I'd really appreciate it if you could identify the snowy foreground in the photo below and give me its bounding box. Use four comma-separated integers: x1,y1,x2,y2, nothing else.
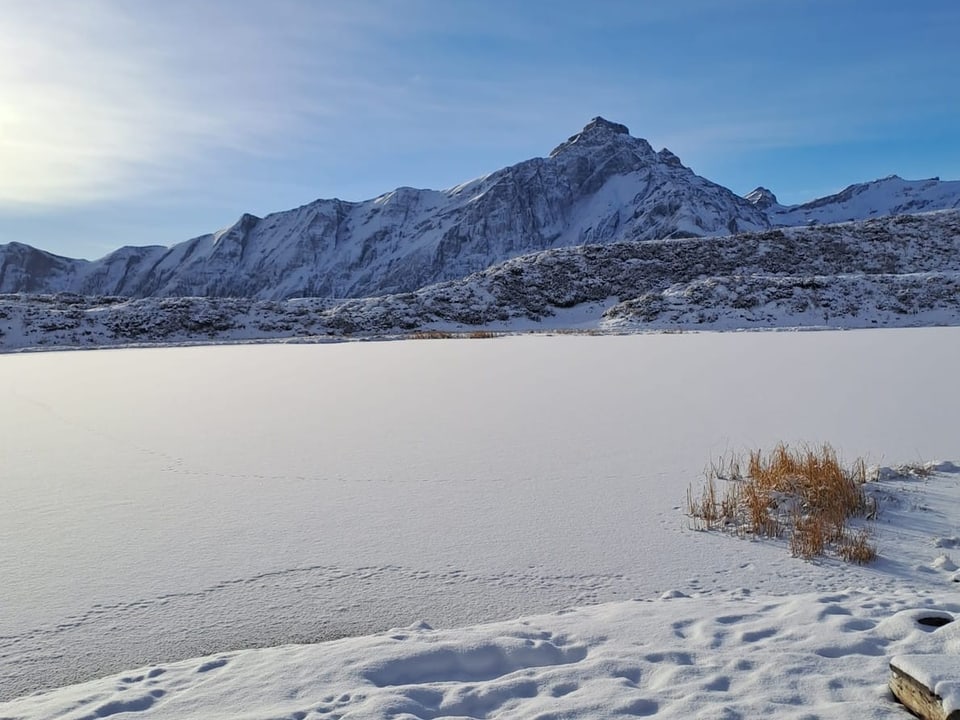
3,329,960,718
8,588,960,719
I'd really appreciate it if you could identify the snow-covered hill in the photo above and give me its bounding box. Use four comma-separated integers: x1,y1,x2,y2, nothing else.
3,211,958,351
749,175,960,226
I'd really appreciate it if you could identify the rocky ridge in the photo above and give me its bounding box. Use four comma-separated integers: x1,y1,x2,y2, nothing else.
3,210,958,351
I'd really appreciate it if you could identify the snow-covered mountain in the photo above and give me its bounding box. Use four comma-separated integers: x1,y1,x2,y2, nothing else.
748,175,960,226
4,210,959,350
1,118,769,300
2,119,959,302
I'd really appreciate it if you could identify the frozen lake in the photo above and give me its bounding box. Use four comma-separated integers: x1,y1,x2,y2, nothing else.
2,328,959,699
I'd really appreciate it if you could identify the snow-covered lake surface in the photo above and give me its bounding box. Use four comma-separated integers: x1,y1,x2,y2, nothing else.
3,328,960,717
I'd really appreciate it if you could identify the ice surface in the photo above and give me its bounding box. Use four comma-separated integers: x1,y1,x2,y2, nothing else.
1,329,960,714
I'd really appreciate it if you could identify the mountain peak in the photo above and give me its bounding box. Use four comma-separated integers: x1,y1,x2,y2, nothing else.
582,116,631,136
549,117,644,158
657,148,683,168
745,187,779,210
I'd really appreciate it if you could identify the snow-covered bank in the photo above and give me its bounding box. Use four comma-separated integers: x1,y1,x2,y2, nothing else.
2,330,960,712
2,211,959,352
6,585,960,719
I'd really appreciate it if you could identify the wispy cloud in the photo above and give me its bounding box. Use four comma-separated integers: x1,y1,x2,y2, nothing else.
0,1,393,209
0,0,796,211
2,0,956,220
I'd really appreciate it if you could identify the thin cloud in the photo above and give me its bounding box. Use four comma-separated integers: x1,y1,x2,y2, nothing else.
1,0,805,211
2,0,954,219
0,1,389,209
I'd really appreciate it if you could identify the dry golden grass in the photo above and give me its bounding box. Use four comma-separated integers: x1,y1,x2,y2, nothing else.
686,475,741,532
468,330,500,339
686,477,720,530
744,480,781,538
687,443,876,563
789,515,827,559
837,529,877,565
549,328,605,336
410,330,454,340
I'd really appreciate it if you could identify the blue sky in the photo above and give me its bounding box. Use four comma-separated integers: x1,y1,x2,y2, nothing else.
1,0,957,259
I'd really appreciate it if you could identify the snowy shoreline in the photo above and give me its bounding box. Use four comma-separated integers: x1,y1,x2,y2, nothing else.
8,587,960,719
2,319,958,357
3,210,960,354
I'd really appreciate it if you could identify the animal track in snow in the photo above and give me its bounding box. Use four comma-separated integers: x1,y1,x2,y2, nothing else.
0,562,634,701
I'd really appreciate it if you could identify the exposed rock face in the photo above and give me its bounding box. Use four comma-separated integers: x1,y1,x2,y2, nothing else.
745,187,779,210
0,242,83,293
548,116,632,156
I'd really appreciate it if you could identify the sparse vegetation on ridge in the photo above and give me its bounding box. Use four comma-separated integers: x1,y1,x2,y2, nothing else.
410,330,455,340
687,443,877,563
3,210,960,352
410,329,501,339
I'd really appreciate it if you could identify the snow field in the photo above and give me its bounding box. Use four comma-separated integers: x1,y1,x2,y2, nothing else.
2,329,960,713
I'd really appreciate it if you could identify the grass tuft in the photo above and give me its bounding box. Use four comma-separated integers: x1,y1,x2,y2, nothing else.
836,529,878,565
686,443,877,563
789,515,827,559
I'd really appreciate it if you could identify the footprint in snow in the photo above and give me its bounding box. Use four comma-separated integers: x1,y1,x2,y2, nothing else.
195,657,229,673
81,690,165,719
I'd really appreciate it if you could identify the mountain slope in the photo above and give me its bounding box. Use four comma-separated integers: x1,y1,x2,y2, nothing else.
0,118,770,300
0,242,88,293
4,210,959,350
749,175,960,226
2,120,959,302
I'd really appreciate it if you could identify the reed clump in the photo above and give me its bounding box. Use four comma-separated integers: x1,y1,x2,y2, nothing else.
686,443,876,563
